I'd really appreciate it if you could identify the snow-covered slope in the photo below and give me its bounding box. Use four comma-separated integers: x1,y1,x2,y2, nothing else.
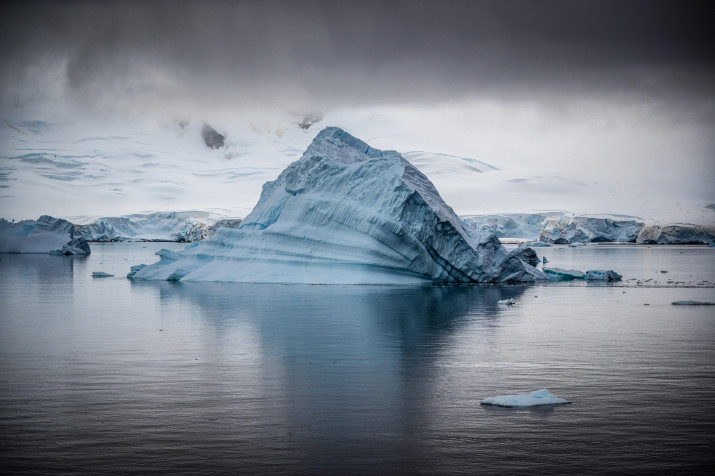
132,127,546,284
0,118,316,221
3,109,711,228
0,215,90,254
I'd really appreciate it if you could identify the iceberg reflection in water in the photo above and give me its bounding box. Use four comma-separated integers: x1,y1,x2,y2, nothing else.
1,242,714,473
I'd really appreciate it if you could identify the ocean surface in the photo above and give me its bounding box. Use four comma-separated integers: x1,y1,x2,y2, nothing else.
1,243,714,474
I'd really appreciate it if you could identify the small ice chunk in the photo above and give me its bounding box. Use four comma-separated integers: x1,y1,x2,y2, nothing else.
569,242,586,247
585,270,622,281
671,301,715,305
523,241,552,248
543,267,586,280
92,271,114,277
497,298,516,306
481,388,571,407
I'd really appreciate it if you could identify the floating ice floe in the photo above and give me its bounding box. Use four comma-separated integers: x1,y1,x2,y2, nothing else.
480,388,572,407
543,267,587,280
497,298,516,306
585,270,622,281
92,271,114,277
544,267,621,281
524,240,552,248
131,127,547,284
0,215,90,255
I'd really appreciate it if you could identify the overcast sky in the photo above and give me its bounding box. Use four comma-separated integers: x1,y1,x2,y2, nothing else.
1,0,713,119
1,0,713,221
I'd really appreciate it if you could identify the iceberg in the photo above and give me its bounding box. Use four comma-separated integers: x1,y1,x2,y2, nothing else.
206,218,243,238
131,127,547,284
0,215,90,255
636,224,715,244
539,214,645,244
510,245,540,267
480,389,571,407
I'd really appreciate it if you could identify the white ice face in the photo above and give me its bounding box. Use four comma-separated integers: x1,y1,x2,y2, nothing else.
75,212,209,242
131,127,545,284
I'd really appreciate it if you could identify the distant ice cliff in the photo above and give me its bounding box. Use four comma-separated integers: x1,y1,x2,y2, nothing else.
0,215,90,255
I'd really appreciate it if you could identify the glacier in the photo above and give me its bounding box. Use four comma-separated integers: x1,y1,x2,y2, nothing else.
539,214,645,244
74,211,210,242
636,224,715,244
131,127,547,284
0,215,90,255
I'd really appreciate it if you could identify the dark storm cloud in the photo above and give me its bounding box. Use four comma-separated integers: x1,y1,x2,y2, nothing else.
1,0,713,117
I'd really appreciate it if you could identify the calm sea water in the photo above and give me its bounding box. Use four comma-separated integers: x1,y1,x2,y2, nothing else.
1,243,714,474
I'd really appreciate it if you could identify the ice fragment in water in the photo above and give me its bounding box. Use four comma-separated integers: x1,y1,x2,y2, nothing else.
480,389,571,407
585,270,622,281
543,267,587,281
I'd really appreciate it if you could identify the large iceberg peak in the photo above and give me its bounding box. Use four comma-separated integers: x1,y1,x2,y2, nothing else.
132,127,545,284
303,126,392,164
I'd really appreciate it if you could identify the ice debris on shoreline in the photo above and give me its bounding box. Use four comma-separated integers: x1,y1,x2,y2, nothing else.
480,389,571,407
131,127,547,284
0,215,90,255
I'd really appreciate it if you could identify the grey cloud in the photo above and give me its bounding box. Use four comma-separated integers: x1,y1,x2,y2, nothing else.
1,0,713,118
